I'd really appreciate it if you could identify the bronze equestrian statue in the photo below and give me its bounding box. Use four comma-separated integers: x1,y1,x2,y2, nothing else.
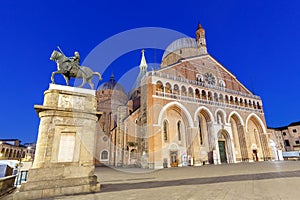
50,49,102,89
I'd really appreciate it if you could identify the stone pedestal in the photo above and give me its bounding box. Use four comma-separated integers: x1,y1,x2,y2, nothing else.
14,84,102,200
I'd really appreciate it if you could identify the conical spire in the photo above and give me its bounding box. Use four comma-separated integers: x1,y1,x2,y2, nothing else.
139,49,148,72
110,72,115,82
132,50,148,91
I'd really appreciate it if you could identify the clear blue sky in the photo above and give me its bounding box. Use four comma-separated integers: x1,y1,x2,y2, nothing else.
1,0,300,143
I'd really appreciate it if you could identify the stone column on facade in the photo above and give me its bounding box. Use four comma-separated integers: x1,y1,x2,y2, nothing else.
14,84,101,200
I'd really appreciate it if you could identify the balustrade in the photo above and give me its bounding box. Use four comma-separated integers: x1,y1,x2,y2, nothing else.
154,91,263,113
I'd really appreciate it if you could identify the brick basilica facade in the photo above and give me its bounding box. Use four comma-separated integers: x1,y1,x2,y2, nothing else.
95,23,274,169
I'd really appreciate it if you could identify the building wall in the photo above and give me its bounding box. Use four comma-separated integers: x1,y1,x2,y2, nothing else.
95,87,128,166
95,26,274,169
143,55,273,168
269,124,300,152
0,140,26,161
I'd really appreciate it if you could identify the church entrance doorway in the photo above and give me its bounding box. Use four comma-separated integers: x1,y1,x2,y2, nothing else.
252,150,258,162
170,151,178,167
218,141,227,163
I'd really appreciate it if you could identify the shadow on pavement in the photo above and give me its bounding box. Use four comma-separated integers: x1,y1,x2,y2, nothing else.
100,170,300,192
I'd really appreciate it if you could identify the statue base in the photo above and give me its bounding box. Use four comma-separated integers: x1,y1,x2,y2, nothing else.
14,84,102,200
14,173,99,199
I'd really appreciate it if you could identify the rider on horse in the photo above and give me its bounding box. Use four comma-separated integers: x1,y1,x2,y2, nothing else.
57,47,81,74
66,51,80,73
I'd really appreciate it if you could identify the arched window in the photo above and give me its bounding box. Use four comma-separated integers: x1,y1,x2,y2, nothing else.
165,83,172,93
198,116,203,145
177,121,182,141
230,96,234,104
201,90,206,99
163,120,168,141
244,99,248,107
5,149,9,157
225,95,229,104
181,86,187,96
235,97,239,105
156,81,163,92
257,102,261,109
249,100,252,107
196,74,203,84
100,150,109,161
173,84,179,95
219,80,226,87
195,89,200,99
253,101,257,109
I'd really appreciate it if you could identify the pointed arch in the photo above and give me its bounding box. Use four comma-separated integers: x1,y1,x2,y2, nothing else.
245,113,266,133
229,111,247,162
227,111,244,126
194,106,214,123
217,129,234,163
156,102,194,128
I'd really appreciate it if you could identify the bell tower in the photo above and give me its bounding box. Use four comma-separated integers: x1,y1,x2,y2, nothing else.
196,22,207,54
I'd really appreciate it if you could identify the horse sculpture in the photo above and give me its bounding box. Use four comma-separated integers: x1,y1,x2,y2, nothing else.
50,50,102,89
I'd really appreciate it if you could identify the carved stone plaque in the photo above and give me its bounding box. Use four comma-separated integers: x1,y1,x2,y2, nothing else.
58,133,75,162
58,94,85,110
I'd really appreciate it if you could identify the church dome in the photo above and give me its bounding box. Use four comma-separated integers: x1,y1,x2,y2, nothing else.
98,73,126,93
162,37,198,60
